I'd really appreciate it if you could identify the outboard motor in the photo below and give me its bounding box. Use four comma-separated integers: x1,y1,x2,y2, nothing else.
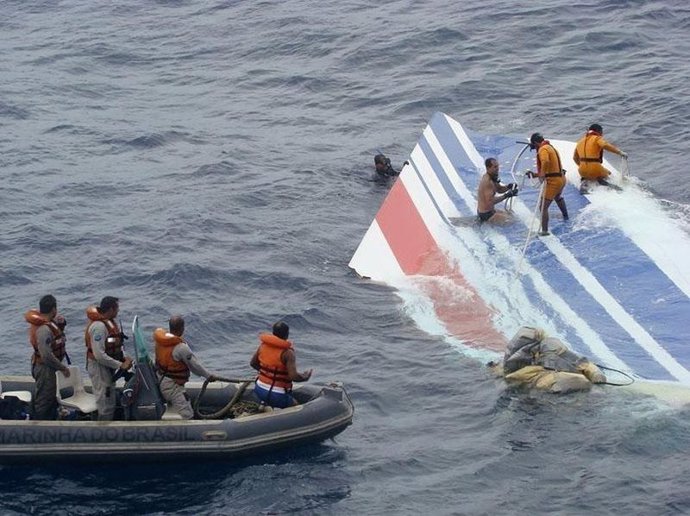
122,316,165,420
122,361,165,421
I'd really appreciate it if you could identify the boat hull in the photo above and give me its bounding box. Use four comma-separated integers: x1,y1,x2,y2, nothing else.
0,377,354,464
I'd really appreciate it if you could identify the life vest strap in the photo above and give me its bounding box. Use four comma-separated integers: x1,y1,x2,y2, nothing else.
579,157,602,163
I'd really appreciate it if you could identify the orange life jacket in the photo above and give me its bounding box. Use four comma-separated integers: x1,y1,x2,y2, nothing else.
257,333,293,391
153,328,190,385
25,309,66,365
84,306,123,361
575,130,604,164
536,140,564,177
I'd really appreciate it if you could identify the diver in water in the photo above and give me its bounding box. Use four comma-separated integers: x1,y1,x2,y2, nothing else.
573,123,627,194
476,157,518,224
374,154,409,181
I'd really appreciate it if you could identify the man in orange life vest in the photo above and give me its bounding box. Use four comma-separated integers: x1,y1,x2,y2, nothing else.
24,294,71,420
573,123,627,193
527,132,569,236
85,296,133,420
154,315,220,419
250,321,313,408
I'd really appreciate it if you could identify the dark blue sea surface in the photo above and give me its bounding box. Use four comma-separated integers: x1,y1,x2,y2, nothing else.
2,1,690,514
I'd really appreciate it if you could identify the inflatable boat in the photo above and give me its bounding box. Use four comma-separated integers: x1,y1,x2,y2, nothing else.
350,112,690,395
0,317,354,464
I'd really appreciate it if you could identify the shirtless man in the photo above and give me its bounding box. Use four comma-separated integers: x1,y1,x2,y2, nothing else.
476,157,518,224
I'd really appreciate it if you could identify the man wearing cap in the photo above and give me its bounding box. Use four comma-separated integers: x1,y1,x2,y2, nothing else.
85,296,133,420
528,133,569,236
573,123,627,193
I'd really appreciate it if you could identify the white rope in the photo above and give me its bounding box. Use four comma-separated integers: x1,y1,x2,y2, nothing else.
516,179,545,277
620,155,629,181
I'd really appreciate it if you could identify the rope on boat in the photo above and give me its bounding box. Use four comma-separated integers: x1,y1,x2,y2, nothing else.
193,377,257,419
516,179,545,276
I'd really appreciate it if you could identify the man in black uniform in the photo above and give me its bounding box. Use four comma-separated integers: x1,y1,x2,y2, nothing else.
374,154,408,180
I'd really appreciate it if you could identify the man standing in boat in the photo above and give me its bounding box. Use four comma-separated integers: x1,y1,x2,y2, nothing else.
153,315,220,419
573,123,627,193
476,157,518,224
24,294,71,420
85,296,133,420
527,133,569,236
250,321,312,409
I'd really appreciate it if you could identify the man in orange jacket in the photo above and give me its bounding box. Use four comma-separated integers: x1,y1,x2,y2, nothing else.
573,123,627,193
250,321,312,408
528,133,569,236
154,315,220,419
25,294,71,419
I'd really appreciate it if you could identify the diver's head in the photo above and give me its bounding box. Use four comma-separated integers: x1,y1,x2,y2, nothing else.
485,157,499,180
374,153,391,172
588,123,603,134
529,132,544,150
272,321,289,340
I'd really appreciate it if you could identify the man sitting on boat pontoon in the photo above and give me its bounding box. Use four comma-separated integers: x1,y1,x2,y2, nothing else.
250,321,312,409
154,315,221,420
476,157,518,224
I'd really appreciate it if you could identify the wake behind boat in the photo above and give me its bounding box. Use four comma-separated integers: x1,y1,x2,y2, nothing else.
0,317,354,464
350,112,690,393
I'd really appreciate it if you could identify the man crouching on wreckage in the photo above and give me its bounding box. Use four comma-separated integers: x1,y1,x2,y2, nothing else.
488,327,607,393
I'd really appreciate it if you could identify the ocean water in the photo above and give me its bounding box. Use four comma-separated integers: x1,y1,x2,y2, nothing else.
1,1,690,514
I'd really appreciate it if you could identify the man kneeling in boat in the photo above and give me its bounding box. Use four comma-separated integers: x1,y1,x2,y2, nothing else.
489,326,606,393
250,321,313,408
154,315,221,419
477,157,518,224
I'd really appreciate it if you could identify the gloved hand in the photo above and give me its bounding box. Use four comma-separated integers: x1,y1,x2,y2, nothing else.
403,160,410,167
207,374,220,383
525,170,535,178
620,151,628,159
511,184,519,195
504,189,516,199
506,182,515,190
